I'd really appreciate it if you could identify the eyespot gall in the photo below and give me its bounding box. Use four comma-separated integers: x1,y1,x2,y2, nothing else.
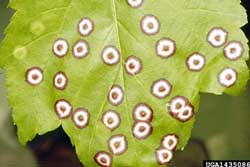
101,110,121,131
151,79,172,99
161,134,179,150
52,39,69,57
54,99,73,119
127,0,144,8
72,108,90,129
108,135,128,155
156,38,176,58
78,17,94,36
73,40,89,59
207,27,228,47
186,53,206,72
133,103,153,122
155,147,173,165
141,15,160,35
125,56,143,75
218,67,237,88
101,46,120,65
25,67,43,86
53,71,68,90
108,85,124,106
132,121,153,140
224,41,244,60
94,151,112,167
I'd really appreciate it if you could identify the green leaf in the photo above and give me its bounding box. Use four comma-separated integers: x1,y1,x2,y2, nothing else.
0,0,249,166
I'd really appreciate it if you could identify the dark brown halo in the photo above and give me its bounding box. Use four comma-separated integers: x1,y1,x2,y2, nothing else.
217,67,238,88
54,99,73,119
52,38,69,58
101,110,121,131
108,134,128,155
107,85,124,106
207,27,228,48
78,17,95,37
132,121,153,140
185,52,206,72
155,147,173,165
155,38,176,59
94,151,112,167
223,41,244,61
25,67,43,86
101,45,121,65
151,79,172,99
127,0,144,8
125,55,143,75
161,134,179,150
72,39,90,59
72,108,90,129
140,14,160,36
132,103,153,122
53,71,68,90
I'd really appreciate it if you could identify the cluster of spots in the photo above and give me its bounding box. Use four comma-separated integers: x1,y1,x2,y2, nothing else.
94,135,128,167
132,103,153,139
207,27,244,87
23,1,246,166
25,17,94,128
167,96,194,122
155,134,179,165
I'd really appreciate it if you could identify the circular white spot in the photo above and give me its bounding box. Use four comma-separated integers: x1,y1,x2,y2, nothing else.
186,53,206,72
125,56,143,75
52,39,68,57
108,85,124,106
141,15,160,35
207,27,228,47
132,121,152,140
218,68,237,88
101,110,121,131
161,134,179,150
25,67,43,86
101,46,120,65
53,71,68,90
78,17,94,36
176,105,194,122
224,41,244,60
108,135,128,155
127,0,143,8
73,40,89,59
155,148,173,165
72,108,89,129
55,99,72,119
151,79,172,99
94,151,112,167
133,103,153,122
156,38,176,58
168,96,187,115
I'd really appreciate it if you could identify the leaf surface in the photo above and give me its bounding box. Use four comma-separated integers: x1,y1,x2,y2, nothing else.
0,0,249,166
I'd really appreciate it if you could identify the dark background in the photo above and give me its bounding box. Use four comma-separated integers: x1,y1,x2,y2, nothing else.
0,0,249,167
